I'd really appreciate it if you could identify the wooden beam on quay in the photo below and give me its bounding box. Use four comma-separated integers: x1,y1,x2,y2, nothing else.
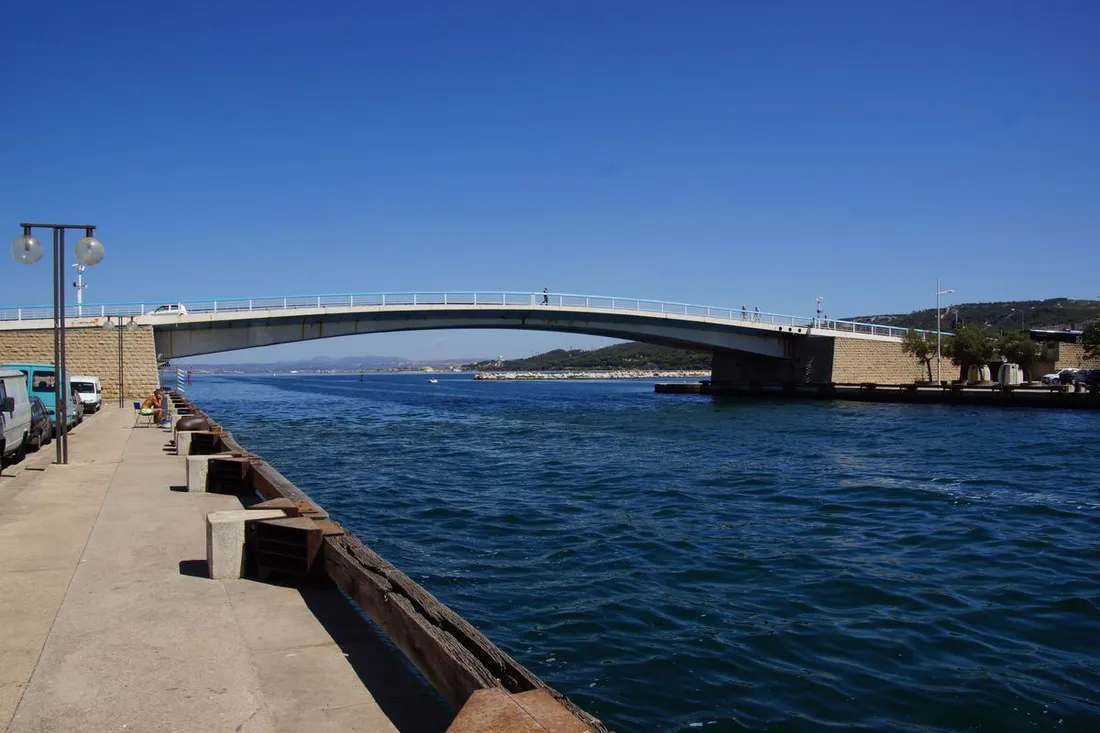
213,428,608,732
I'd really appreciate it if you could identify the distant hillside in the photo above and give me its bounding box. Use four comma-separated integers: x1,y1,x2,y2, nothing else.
847,298,1100,332
465,342,711,372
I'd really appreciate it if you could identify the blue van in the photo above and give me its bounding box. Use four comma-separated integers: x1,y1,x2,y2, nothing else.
0,363,81,430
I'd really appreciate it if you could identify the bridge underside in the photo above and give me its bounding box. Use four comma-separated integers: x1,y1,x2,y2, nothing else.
152,307,802,361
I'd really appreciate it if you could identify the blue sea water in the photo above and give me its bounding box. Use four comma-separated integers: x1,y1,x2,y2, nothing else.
184,372,1100,732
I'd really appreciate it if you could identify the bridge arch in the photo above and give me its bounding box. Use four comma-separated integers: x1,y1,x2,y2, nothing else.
151,303,808,360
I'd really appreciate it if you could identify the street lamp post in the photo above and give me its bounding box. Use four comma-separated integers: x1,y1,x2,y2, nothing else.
72,263,87,317
11,223,104,465
102,316,135,409
936,279,955,385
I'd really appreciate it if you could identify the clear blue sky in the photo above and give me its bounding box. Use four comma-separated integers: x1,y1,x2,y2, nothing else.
3,1,1097,361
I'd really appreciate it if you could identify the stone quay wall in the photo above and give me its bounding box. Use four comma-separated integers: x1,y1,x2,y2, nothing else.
829,337,931,384
0,325,160,401
712,334,928,385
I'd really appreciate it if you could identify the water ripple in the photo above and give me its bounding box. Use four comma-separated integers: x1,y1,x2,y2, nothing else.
189,374,1100,732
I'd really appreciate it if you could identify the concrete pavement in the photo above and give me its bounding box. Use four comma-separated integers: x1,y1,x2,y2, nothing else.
0,405,449,733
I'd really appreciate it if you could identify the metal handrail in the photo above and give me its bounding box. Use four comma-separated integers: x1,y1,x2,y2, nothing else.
0,290,948,338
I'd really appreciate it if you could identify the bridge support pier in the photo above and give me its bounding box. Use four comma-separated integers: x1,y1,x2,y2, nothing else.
710,350,794,384
712,335,928,386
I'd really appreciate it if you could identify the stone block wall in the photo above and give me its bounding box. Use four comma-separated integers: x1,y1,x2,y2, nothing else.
0,325,160,401
711,335,933,385
1029,342,1100,381
1052,342,1100,370
830,337,936,384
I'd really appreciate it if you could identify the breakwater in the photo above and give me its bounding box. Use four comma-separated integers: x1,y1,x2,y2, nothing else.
475,369,708,380
165,388,608,732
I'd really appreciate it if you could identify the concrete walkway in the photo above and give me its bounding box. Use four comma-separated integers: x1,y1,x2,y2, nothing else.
0,406,449,733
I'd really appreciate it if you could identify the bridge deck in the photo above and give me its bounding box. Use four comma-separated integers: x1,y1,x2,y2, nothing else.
0,406,447,732
0,290,933,341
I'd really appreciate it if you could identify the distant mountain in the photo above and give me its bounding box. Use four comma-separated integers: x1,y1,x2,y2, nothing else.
181,354,489,371
465,343,711,372
846,297,1100,332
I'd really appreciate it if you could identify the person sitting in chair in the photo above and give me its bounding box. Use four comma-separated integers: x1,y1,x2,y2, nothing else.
139,389,163,423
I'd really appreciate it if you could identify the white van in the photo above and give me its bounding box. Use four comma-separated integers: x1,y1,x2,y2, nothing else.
71,375,103,414
1,369,33,469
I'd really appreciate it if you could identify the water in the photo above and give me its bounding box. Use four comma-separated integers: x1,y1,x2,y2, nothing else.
185,372,1100,732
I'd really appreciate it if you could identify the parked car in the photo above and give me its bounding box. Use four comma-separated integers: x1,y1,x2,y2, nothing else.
149,303,188,316
70,375,102,414
1057,368,1079,385
1073,368,1100,387
0,368,33,469
1040,372,1062,386
27,396,52,451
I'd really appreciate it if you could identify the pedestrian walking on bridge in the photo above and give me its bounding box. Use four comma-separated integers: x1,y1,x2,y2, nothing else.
542,286,549,305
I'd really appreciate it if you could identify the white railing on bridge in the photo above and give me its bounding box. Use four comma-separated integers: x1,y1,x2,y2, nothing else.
0,290,940,338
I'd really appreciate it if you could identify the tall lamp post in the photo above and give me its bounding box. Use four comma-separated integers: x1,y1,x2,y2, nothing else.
936,279,954,385
102,316,136,409
72,263,87,317
11,223,105,464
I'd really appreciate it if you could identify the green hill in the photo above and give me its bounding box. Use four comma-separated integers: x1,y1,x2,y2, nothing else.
465,298,1100,372
464,342,711,372
846,297,1100,332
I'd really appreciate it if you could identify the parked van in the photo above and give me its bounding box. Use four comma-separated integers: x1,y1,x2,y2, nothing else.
71,375,103,414
1,368,33,469
0,363,80,430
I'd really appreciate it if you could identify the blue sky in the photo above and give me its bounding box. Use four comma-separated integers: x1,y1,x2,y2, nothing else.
3,1,1097,361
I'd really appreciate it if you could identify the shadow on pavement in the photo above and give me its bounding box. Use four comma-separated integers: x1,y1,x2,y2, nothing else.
298,586,454,733
178,559,209,578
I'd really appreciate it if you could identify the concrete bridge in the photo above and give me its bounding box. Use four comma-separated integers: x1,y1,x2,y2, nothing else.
0,290,931,396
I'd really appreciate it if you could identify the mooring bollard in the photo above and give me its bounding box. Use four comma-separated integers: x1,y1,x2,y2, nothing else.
186,452,238,492
205,509,288,579
174,415,213,461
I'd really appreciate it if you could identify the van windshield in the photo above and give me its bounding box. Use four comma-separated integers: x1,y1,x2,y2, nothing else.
32,371,56,393
72,382,96,393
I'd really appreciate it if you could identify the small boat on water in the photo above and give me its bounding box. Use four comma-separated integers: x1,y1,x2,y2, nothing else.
428,378,439,384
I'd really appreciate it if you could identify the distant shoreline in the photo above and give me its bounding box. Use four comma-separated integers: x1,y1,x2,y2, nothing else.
168,368,711,380
474,370,709,380
168,368,468,376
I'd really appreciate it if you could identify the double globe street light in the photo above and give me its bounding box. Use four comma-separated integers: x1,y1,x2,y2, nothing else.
102,316,137,410
10,223,105,465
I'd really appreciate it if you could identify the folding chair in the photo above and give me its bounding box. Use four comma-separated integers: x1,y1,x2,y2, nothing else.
133,401,155,427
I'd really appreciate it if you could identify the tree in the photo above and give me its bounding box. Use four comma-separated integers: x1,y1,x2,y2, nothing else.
995,330,1041,381
945,324,994,379
901,329,935,382
1084,322,1100,361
